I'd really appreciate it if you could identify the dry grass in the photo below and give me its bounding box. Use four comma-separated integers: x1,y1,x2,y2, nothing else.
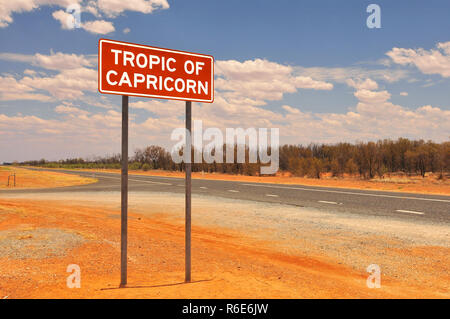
0,166,97,189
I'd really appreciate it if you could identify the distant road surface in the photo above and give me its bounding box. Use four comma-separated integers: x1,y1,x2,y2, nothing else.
2,168,449,224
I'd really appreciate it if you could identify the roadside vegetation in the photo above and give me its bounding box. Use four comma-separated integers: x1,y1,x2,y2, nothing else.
16,138,450,180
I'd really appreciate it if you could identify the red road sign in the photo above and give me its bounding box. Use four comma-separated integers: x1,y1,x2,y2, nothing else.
98,39,214,103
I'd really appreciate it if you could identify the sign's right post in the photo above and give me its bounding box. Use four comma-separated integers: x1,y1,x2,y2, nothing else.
185,100,192,282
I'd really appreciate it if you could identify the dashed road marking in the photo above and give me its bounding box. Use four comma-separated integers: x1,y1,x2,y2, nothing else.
96,175,172,185
318,200,341,205
266,194,279,197
228,190,239,193
200,186,208,189
129,178,171,185
242,183,450,203
395,209,425,215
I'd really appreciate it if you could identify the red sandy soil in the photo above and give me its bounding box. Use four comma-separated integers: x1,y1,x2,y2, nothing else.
0,167,96,189
53,168,450,196
0,198,448,299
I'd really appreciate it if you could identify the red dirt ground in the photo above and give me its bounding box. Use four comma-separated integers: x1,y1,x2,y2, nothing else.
0,198,448,299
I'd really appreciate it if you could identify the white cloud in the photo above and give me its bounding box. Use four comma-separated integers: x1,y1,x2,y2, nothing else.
1,50,448,162
127,82,449,147
0,92,53,102
279,85,449,144
23,69,37,76
1,0,168,32
55,103,90,115
0,52,35,63
0,51,92,70
346,78,378,90
294,76,333,90
354,89,390,104
280,102,450,145
82,19,115,34
0,51,96,100
0,76,31,93
400,92,408,96
386,41,450,78
123,27,130,34
215,59,333,105
85,1,101,17
295,66,409,84
216,59,292,82
282,105,300,114
97,0,169,17
274,85,449,144
131,99,183,118
79,95,116,109
438,42,450,55
53,9,115,34
2,92,448,162
0,0,81,28
34,52,92,70
21,67,97,99
51,9,74,29
0,75,53,102
0,108,123,161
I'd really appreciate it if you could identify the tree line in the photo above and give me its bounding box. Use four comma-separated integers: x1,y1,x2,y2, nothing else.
20,138,449,179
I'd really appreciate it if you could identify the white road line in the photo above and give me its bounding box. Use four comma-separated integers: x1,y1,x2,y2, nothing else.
77,172,450,205
318,200,339,205
88,175,120,180
266,194,279,197
200,186,208,189
129,179,172,185
228,190,239,193
97,175,172,185
72,185,121,189
395,209,425,215
132,175,179,180
73,170,176,180
176,184,184,187
242,183,450,203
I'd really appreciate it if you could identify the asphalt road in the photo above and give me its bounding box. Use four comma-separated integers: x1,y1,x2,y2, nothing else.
2,168,450,224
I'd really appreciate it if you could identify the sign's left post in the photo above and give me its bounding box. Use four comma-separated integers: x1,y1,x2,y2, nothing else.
120,95,129,287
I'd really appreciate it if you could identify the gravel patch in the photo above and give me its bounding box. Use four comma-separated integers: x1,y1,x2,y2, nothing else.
0,228,85,259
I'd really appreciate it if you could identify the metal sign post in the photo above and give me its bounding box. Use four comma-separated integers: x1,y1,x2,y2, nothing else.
120,95,129,287
185,101,192,282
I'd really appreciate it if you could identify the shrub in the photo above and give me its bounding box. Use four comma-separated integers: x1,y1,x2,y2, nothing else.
129,162,141,170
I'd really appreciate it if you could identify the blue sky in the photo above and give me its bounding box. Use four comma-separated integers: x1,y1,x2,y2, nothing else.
0,0,449,162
